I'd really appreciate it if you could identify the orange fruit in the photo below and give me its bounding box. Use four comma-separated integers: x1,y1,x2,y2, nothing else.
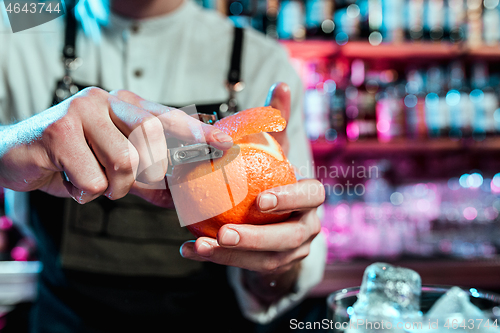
170,107,297,238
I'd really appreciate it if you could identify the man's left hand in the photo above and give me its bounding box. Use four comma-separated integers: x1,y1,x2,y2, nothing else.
179,179,324,274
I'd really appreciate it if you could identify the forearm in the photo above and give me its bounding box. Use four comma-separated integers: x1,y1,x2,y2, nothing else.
242,262,301,307
0,115,54,190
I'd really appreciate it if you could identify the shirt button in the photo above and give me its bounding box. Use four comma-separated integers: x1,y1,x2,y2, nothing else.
134,69,143,78
131,23,140,34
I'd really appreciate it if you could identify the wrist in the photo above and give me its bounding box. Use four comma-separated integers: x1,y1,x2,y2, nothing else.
242,261,301,307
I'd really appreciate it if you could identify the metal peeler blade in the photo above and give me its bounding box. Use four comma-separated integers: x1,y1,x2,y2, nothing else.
165,143,223,176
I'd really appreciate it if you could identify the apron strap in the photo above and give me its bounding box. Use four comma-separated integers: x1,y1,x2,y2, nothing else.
228,26,244,86
63,4,77,61
220,26,245,117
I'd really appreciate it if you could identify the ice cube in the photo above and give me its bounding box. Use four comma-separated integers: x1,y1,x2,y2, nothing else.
352,262,422,319
423,286,500,333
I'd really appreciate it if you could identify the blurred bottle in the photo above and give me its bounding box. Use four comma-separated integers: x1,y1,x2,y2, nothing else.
277,0,306,40
405,68,428,140
470,61,498,139
334,0,361,44
305,0,335,39
367,0,383,43
447,0,467,43
466,0,484,47
345,59,377,141
376,82,405,142
357,0,370,39
406,0,425,41
329,81,347,144
425,0,446,41
446,61,467,139
304,62,331,141
483,0,500,45
425,66,448,138
264,0,279,38
381,0,405,43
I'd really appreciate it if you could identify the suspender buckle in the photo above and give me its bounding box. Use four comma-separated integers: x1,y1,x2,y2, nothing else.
226,81,245,93
224,80,245,114
63,57,83,71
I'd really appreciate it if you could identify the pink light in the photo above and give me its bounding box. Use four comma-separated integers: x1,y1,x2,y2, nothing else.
321,227,330,238
491,178,500,194
333,203,349,219
417,199,430,212
11,246,29,261
346,122,360,141
463,207,478,221
377,120,390,133
0,216,12,230
351,59,365,87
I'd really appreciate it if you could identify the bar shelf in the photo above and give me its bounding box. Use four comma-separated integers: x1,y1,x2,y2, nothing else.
281,40,500,60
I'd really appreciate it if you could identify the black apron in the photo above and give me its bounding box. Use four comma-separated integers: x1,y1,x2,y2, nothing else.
29,9,253,333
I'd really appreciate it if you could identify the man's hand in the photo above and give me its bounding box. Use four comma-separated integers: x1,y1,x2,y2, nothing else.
180,180,324,272
180,82,325,305
179,179,324,303
0,87,233,207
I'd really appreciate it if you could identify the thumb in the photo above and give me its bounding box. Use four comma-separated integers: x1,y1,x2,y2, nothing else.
265,82,291,155
265,82,291,124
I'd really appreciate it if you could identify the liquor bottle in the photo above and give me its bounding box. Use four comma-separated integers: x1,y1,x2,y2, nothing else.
405,68,428,140
365,0,383,44
406,0,425,41
304,88,331,141
304,62,331,141
277,0,306,40
305,0,335,39
346,59,377,141
357,0,371,39
264,0,279,38
376,83,404,142
425,66,447,138
470,61,498,139
329,83,346,143
466,0,483,47
334,0,361,43
425,0,446,41
381,0,404,43
447,0,466,43
483,0,500,45
446,61,466,139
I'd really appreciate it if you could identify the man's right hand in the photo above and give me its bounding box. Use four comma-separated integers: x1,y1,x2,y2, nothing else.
0,87,233,207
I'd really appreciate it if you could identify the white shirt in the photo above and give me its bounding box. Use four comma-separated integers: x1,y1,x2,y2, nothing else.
0,0,326,324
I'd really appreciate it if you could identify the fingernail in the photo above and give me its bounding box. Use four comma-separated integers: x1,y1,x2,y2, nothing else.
75,189,87,204
220,228,240,246
213,130,233,143
259,193,278,211
196,241,214,257
179,241,195,258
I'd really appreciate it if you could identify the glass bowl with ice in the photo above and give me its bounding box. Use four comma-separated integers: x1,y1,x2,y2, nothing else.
327,263,500,333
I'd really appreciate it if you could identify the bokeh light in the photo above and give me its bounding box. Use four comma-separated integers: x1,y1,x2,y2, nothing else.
390,192,404,205
463,207,478,221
